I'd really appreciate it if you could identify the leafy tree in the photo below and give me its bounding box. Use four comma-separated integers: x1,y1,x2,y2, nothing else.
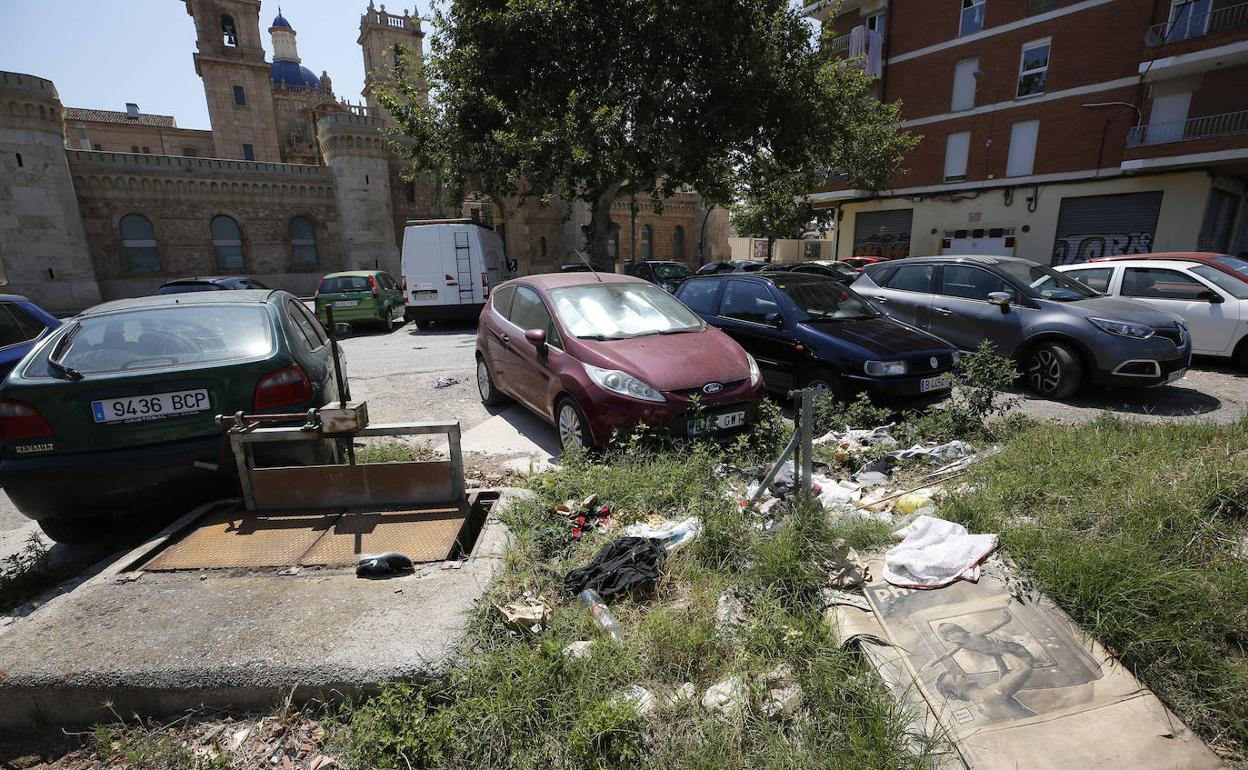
381,0,915,271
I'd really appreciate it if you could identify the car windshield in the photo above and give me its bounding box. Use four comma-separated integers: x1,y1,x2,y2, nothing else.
158,283,222,295
1211,255,1248,280
320,276,371,293
652,263,692,280
1191,265,1248,300
776,280,879,321
52,305,274,375
1002,261,1099,301
550,283,705,340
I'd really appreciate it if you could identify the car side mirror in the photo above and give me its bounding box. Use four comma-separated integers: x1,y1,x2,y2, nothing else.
764,311,785,329
1198,290,1224,304
988,292,1013,310
333,322,354,338
525,328,547,350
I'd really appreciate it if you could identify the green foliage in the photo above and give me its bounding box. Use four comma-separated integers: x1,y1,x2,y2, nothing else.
0,533,60,613
943,415,1248,755
895,342,1021,445
92,723,230,770
353,440,438,464
812,392,893,436
726,395,788,466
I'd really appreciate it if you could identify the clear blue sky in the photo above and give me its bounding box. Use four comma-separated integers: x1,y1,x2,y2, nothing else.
0,0,423,130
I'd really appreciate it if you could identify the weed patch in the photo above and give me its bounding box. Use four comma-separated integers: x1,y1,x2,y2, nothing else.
0,534,61,613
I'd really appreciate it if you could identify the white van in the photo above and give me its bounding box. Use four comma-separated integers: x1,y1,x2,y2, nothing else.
401,220,516,329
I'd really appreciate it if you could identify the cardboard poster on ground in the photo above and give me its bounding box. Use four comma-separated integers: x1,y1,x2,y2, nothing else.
860,558,1224,770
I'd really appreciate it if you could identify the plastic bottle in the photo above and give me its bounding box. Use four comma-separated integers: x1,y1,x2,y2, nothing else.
658,517,703,553
577,588,623,643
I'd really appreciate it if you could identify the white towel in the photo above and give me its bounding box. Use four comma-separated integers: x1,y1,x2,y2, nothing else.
849,25,868,59
865,29,884,78
883,515,997,589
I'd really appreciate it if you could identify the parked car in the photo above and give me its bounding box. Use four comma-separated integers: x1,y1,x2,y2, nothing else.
1054,258,1248,370
475,273,763,451
628,260,694,292
675,272,958,401
0,290,346,543
840,256,888,271
762,260,860,284
401,220,516,329
694,260,770,275
314,270,405,332
1088,252,1248,282
852,255,1191,398
0,295,61,381
157,276,271,294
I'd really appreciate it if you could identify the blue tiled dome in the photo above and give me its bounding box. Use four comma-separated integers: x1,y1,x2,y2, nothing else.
270,60,320,88
271,12,292,29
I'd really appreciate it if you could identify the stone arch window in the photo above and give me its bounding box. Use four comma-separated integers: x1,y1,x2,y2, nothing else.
289,216,319,269
211,215,245,270
672,225,686,260
640,224,653,260
221,14,238,47
539,236,547,259
120,214,160,273
608,224,620,260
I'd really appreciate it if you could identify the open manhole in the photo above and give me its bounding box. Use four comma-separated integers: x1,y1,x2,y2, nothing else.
138,491,497,571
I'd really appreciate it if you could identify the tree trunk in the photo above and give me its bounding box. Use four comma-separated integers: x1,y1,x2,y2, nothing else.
766,236,776,263
585,182,624,273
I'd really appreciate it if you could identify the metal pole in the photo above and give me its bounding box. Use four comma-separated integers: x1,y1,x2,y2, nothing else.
325,306,350,406
800,389,814,499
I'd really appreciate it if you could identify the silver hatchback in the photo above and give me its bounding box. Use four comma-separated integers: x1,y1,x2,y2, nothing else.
852,255,1192,398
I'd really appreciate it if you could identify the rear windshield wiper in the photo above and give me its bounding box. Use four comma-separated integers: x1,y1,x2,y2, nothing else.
47,323,85,381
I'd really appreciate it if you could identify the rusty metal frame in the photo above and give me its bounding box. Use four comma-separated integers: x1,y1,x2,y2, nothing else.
229,421,464,512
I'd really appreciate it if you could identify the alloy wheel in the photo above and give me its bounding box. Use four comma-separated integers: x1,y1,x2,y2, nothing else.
1028,349,1061,394
476,359,491,401
558,403,585,450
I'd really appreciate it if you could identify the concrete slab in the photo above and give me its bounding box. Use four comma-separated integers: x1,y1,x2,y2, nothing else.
0,491,523,731
440,405,562,473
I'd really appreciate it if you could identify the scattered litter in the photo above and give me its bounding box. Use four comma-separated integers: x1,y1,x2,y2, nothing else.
556,494,611,540
230,727,252,750
883,515,997,589
564,537,667,599
852,470,891,488
496,592,551,634
562,640,594,659
277,566,303,577
893,491,935,516
820,541,870,588
715,592,749,637
814,424,897,448
616,685,658,717
355,552,414,578
924,445,1001,478
577,588,624,643
821,588,871,611
116,572,143,583
622,517,702,552
839,632,893,651
888,440,974,464
815,476,859,509
701,675,747,714
433,376,459,389
763,664,803,718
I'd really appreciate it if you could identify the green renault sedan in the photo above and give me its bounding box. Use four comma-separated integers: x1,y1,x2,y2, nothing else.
0,291,346,543
314,270,404,332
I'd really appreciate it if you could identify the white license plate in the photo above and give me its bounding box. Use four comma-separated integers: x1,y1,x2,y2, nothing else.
1166,369,1186,384
91,389,211,424
412,290,438,300
688,410,746,436
920,376,952,393
333,300,359,308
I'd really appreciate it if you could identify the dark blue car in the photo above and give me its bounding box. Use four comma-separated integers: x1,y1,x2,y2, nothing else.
0,294,61,380
674,273,959,401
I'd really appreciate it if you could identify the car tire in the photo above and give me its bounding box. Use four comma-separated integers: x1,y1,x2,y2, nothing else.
382,308,395,333
1026,341,1082,399
555,396,595,452
1234,338,1248,372
37,515,111,545
416,320,432,331
801,368,849,401
477,357,509,407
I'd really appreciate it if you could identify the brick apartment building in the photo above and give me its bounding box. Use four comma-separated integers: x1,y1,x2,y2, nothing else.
805,0,1248,264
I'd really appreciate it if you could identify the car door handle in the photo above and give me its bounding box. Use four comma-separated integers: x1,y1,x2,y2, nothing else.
498,332,511,344
934,307,953,315
873,296,887,303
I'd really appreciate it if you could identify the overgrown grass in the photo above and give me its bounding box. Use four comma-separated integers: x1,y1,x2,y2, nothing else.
92,722,230,770
331,443,933,769
943,414,1248,757
352,440,439,464
0,534,61,613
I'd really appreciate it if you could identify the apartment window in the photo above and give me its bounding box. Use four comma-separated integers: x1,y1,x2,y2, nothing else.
1016,40,1051,98
951,57,979,112
640,225,653,259
130,145,140,154
1167,0,1212,43
242,143,255,161
608,231,620,260
944,131,971,182
1006,120,1040,177
673,225,686,260
120,214,160,273
93,143,102,150
865,11,886,34
211,215,245,270
959,0,985,36
141,146,150,154
1027,0,1056,14
233,86,246,106
289,216,319,268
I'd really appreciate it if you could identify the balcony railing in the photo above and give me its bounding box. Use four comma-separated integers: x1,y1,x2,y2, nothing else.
1127,109,1248,146
1145,2,1248,46
826,32,851,54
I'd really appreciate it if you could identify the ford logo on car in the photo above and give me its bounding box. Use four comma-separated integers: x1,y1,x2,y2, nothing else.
930,357,939,369
703,382,724,395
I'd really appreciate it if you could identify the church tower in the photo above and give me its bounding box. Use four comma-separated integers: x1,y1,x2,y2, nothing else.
184,0,281,161
358,3,427,117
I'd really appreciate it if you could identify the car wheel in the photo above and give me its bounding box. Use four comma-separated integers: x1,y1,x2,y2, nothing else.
1234,339,1248,372
1026,341,1082,399
382,308,395,333
801,368,848,401
477,357,509,406
416,320,432,331
555,396,595,452
37,515,111,545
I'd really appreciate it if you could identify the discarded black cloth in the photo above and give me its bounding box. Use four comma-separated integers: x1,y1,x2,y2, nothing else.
564,537,666,600
356,552,415,578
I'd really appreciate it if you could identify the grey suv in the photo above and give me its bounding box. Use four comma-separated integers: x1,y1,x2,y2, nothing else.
852,255,1192,398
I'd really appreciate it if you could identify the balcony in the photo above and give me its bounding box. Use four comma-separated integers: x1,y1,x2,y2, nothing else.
1127,109,1248,146
826,31,851,55
1145,2,1248,47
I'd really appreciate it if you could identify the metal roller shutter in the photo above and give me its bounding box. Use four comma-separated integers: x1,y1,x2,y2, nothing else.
854,209,914,259
1051,191,1163,265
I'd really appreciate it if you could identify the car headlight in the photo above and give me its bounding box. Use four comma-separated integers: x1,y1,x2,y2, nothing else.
1089,317,1154,340
865,360,908,376
584,363,666,403
746,353,762,388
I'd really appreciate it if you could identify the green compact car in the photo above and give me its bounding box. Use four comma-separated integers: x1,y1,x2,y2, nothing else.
315,271,405,332
0,291,346,543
